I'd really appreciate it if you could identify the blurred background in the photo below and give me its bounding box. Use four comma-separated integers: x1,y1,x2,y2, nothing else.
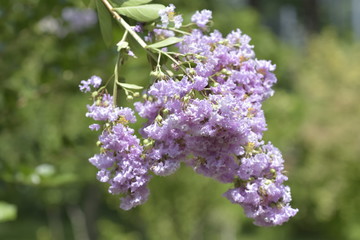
1,0,360,239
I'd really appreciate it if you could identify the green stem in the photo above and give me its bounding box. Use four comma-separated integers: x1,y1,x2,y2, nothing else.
151,48,193,79
113,54,121,106
159,27,191,35
121,29,129,42
100,0,147,48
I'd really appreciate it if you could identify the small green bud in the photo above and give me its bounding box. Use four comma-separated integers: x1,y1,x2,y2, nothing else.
96,99,102,106
270,168,276,174
155,115,163,122
92,91,98,98
165,70,174,77
142,94,148,100
264,179,272,185
150,70,158,77
133,92,140,97
159,71,166,79
126,95,134,101
96,141,102,147
183,95,191,102
148,96,154,102
188,68,196,75
162,108,169,115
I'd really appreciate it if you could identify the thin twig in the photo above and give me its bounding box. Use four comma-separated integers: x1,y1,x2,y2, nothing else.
100,0,148,48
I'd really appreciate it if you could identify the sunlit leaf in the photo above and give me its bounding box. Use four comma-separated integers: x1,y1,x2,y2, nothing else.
115,4,165,22
110,0,152,7
118,82,143,89
0,202,17,222
96,0,113,47
147,37,183,49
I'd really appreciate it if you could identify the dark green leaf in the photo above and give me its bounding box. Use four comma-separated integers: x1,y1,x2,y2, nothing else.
96,0,113,47
115,4,165,22
81,0,90,6
147,37,183,49
118,82,144,89
82,0,95,6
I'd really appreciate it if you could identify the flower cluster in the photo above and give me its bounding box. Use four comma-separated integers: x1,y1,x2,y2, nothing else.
83,80,151,210
158,4,183,29
81,3,297,226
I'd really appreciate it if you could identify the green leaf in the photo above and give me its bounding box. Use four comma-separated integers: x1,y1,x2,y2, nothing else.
147,37,183,49
121,0,152,6
81,0,90,6
118,82,143,90
81,0,94,6
110,0,152,7
115,4,165,22
0,202,17,222
96,0,113,47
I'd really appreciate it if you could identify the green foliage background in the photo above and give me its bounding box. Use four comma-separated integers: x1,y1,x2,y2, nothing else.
1,0,360,239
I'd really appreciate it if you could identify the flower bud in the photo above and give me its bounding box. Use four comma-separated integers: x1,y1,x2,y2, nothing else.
92,91,98,98
188,68,196,75
159,71,166,80
183,95,191,102
133,92,140,97
150,70,158,77
155,115,163,122
162,108,169,115
264,179,272,185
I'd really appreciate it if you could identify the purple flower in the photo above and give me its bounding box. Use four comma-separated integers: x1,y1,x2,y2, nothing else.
191,9,212,28
158,4,176,28
79,75,102,92
89,123,100,131
174,15,183,28
133,24,143,33
192,76,208,91
79,79,91,93
80,3,297,224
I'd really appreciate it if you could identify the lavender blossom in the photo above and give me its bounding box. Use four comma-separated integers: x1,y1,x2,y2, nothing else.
158,4,183,29
79,75,102,93
191,9,212,28
81,4,297,226
82,77,151,210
